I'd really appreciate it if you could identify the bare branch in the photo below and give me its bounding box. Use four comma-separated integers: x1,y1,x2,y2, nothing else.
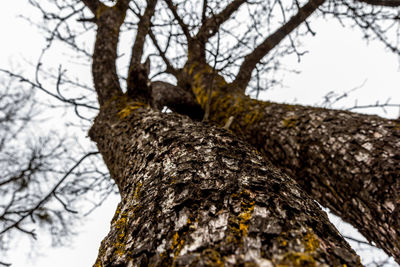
92,1,130,105
357,0,400,7
197,0,247,43
148,28,179,76
201,0,208,24
128,0,158,66
0,69,98,111
232,0,326,92
0,152,98,237
164,0,192,41
127,0,158,99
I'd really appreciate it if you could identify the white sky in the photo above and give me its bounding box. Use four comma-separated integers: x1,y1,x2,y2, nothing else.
1,1,400,267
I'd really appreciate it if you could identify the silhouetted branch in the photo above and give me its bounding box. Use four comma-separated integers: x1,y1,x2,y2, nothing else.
232,0,325,91
357,0,400,7
0,152,98,237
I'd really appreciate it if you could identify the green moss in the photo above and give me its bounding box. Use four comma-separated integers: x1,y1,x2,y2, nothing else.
169,215,196,259
187,62,273,134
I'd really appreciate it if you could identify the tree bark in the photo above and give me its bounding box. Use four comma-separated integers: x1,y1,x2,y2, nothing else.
182,62,400,262
89,95,362,266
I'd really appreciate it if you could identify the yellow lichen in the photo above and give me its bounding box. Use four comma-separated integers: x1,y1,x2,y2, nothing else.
117,101,146,118
171,232,179,249
115,241,126,256
303,230,320,253
133,182,143,200
282,116,297,128
238,200,255,237
277,252,316,267
202,249,224,267
226,190,256,245
187,62,272,135
171,232,185,257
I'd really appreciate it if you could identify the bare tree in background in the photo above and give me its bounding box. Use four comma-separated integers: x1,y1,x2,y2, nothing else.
2,0,400,266
0,74,114,266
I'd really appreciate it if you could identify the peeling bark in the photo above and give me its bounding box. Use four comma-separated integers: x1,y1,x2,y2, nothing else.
89,95,361,266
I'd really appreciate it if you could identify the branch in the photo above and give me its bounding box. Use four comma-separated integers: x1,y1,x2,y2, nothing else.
128,0,158,66
232,0,326,92
0,69,98,111
151,81,204,120
81,0,102,14
197,0,247,43
126,0,158,101
92,1,130,105
0,152,99,237
343,235,373,246
357,0,400,7
164,0,192,41
201,0,208,24
148,28,179,76
0,261,11,267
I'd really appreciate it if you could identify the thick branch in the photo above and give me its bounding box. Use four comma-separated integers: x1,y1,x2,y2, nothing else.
81,0,101,14
186,0,246,62
126,0,158,101
232,0,325,92
128,0,158,66
92,2,130,106
151,81,204,120
201,0,207,24
357,0,400,6
185,63,400,262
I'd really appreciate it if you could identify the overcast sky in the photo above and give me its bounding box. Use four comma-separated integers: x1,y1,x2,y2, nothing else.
1,1,400,267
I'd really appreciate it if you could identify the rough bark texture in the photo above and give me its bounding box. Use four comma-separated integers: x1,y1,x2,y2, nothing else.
82,0,400,265
183,63,400,262
92,3,128,106
89,95,362,266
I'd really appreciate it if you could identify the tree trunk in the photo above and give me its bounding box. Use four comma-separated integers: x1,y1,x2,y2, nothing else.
182,62,400,261
89,95,361,266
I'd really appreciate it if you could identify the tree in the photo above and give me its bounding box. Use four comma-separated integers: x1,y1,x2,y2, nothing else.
2,0,400,265
0,74,114,266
